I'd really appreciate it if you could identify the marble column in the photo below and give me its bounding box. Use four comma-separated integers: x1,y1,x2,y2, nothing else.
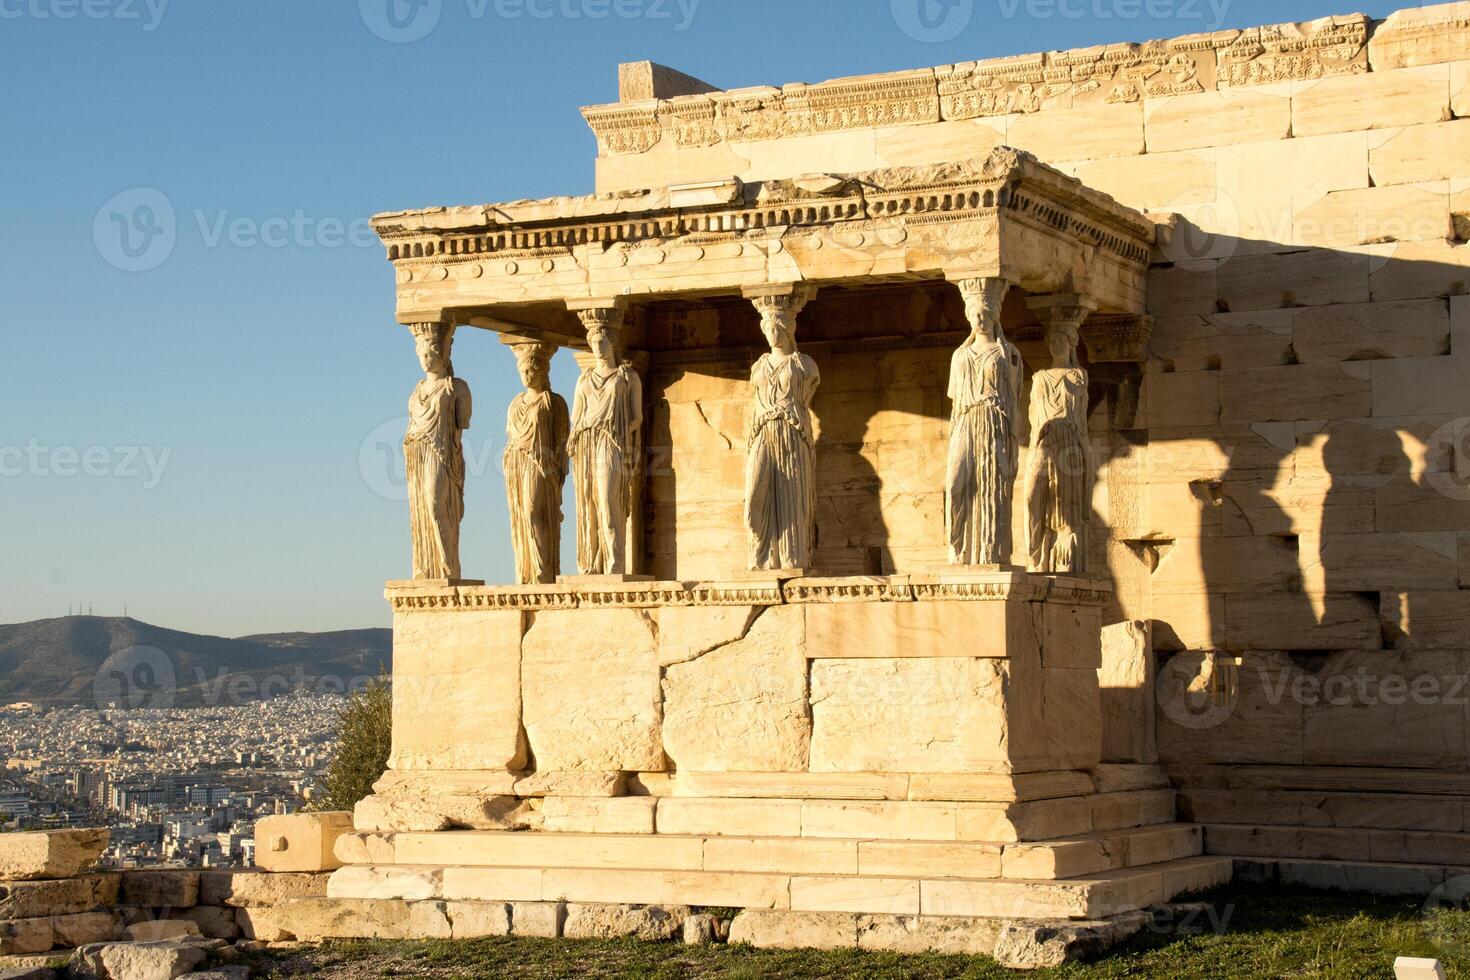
945,276,1024,567
742,284,820,572
403,320,471,581
567,301,642,576
503,340,569,585
1024,294,1098,575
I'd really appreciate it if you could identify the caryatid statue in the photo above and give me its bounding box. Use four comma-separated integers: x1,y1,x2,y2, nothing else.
567,305,643,576
1024,296,1097,574
403,321,472,581
503,341,569,585
946,277,1024,566
744,286,821,571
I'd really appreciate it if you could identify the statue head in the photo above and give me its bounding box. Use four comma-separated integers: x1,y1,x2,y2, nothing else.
587,326,618,369
512,342,554,392
959,277,1008,342
1045,322,1080,368
754,298,798,355
411,322,455,377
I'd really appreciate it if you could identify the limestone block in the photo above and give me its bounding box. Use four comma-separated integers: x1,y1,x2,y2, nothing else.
907,771,1094,804
124,920,200,942
407,900,453,940
957,798,1093,843
1383,591,1470,648
1275,858,1447,895
729,909,858,949
332,832,396,867
874,117,1011,172
1147,264,1216,318
327,866,441,902
1156,652,1305,767
0,918,52,956
1126,825,1205,867
0,831,107,882
1043,668,1102,768
177,907,240,941
1292,299,1451,365
120,872,198,910
1100,621,1157,765
0,875,119,920
1007,102,1143,163
443,900,510,939
745,129,880,183
198,871,328,908
399,827,700,872
563,903,687,940
682,912,721,945
656,605,759,667
644,771,908,801
800,801,957,842
1294,65,1451,138
1218,249,1371,311
789,877,919,915
855,912,1003,955
1214,133,1370,246
808,658,1018,773
1091,789,1177,832
1220,362,1373,424
703,838,858,876
1206,825,1371,861
1377,479,1470,533
1293,183,1451,249
1457,60,1470,117
1369,830,1470,865
1224,594,1382,651
1369,3,1470,70
855,841,1000,878
1150,311,1295,372
353,790,534,834
256,898,415,941
1070,149,1216,213
441,868,544,903
805,599,1031,661
1319,531,1460,590
1180,788,1464,832
1150,535,1301,597
1372,356,1470,418
391,610,525,772
1366,240,1470,302
508,901,564,937
70,941,206,980
1301,650,1467,769
655,798,802,837
1140,370,1219,429
540,868,789,910
534,796,656,835
521,608,663,772
662,605,809,773
1369,121,1470,186
254,812,351,874
1144,88,1291,154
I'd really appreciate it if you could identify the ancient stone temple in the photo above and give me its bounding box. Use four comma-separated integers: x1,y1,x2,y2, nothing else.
336,3,1470,958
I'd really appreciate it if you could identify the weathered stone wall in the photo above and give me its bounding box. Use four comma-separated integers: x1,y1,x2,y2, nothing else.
590,3,1470,856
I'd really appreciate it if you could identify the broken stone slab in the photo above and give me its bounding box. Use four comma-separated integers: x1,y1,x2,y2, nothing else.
120,873,199,911
125,920,202,943
991,911,1150,970
0,832,108,882
198,872,327,909
69,940,207,980
175,908,239,941
253,812,352,874
0,876,120,920
331,833,395,867
563,904,688,941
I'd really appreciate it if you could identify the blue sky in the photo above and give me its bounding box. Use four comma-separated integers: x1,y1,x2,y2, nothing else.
1,0,1406,635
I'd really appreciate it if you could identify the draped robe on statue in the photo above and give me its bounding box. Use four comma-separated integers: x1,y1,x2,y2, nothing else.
1025,367,1090,573
569,365,641,575
745,351,821,570
404,376,471,580
946,339,1021,565
504,390,569,585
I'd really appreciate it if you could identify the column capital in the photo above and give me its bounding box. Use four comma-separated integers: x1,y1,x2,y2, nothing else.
568,298,627,336
1026,292,1099,330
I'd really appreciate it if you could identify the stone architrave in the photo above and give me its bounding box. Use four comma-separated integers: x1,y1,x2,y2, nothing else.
743,285,820,571
568,303,643,575
1024,296,1097,574
946,277,1024,567
404,321,471,581
504,341,569,585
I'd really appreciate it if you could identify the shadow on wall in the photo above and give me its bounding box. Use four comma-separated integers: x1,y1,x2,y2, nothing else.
1132,219,1470,774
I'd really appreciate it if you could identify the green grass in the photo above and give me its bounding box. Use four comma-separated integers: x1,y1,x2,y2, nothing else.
249,884,1469,979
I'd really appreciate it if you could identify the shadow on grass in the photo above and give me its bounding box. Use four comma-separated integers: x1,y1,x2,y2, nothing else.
248,883,1468,979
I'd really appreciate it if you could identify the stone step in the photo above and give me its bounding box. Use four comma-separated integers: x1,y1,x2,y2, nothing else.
1234,857,1470,898
326,855,1232,919
1181,787,1470,833
628,769,1109,803
379,824,1201,880
1205,824,1470,866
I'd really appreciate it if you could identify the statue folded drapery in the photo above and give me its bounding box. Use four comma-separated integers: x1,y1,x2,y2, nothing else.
568,318,642,575
745,291,821,571
1025,323,1091,574
404,322,471,580
504,343,569,585
946,278,1023,566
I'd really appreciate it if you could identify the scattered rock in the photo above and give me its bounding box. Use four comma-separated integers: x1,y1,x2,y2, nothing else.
563,904,687,941
126,921,202,943
70,940,207,980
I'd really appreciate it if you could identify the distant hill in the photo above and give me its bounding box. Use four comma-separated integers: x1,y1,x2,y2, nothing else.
0,617,391,709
